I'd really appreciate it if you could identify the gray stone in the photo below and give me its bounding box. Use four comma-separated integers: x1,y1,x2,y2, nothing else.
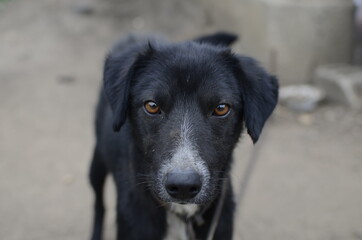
202,0,355,85
314,64,362,108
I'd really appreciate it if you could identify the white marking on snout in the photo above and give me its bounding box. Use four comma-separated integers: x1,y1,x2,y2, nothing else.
169,112,210,180
158,112,210,200
180,112,192,146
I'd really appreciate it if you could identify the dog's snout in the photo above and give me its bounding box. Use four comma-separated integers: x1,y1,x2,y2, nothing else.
165,170,202,200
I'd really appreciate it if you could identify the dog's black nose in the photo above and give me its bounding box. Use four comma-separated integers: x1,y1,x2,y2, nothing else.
165,170,202,200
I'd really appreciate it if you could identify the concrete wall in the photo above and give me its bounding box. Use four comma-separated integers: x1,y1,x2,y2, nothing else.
202,0,355,85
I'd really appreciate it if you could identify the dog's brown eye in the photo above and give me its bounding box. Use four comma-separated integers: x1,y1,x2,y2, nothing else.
144,101,160,114
213,104,230,116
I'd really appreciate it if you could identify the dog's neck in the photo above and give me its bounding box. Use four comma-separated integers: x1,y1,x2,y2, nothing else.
164,179,229,240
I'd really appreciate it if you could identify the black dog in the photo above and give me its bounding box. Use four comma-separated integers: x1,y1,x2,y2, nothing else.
89,33,278,240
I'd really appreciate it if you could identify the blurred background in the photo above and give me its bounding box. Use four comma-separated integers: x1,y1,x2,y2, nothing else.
0,0,361,239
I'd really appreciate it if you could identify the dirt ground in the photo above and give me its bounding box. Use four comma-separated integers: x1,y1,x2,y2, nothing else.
1,0,362,239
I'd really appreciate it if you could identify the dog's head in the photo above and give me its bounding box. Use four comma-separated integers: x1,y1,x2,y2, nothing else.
103,33,278,205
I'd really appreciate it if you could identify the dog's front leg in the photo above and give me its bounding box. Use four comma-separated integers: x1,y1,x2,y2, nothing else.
89,147,107,240
115,198,167,240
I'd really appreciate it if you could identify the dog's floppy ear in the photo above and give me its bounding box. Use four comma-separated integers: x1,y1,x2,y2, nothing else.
231,55,279,143
103,43,152,131
194,32,238,47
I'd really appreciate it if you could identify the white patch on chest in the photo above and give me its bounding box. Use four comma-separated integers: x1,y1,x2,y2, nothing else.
163,204,199,240
163,211,188,240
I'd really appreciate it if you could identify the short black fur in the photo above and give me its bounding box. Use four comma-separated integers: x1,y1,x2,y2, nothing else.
89,32,278,240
